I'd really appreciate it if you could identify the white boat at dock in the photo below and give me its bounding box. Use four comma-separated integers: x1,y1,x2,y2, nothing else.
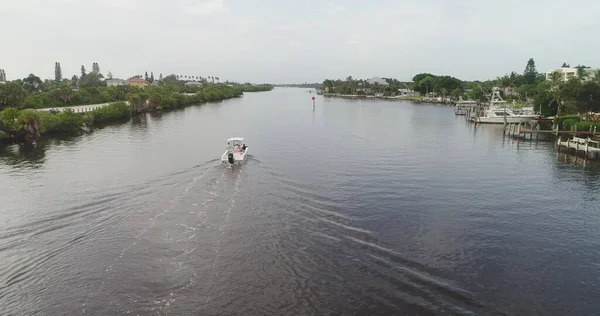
221,137,248,165
454,100,479,115
471,88,539,124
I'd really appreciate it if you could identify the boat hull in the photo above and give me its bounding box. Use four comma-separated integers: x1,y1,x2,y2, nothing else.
221,150,248,164
472,116,539,124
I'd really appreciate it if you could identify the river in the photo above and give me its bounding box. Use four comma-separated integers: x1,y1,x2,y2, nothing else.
1,88,599,315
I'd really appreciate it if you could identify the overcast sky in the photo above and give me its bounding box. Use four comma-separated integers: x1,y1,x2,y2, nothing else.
1,0,599,83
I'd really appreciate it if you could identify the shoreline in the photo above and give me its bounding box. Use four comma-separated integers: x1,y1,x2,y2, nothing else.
1,86,273,144
322,93,455,105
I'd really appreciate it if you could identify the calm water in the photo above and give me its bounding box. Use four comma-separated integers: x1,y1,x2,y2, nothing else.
1,88,599,315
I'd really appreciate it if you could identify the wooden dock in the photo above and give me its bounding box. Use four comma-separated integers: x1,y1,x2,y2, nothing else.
504,122,598,140
557,136,600,160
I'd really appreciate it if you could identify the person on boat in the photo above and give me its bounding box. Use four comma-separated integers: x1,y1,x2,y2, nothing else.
242,144,247,151
236,144,242,151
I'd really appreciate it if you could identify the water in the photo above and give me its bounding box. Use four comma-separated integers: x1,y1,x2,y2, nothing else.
1,88,599,315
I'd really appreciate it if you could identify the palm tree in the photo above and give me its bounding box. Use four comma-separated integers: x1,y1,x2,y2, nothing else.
548,71,565,114
441,88,448,101
593,70,600,84
576,66,589,81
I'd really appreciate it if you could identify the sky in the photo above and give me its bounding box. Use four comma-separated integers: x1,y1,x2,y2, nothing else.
1,0,600,83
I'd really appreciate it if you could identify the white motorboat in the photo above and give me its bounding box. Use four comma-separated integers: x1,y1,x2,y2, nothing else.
454,100,478,115
472,88,539,124
221,137,248,164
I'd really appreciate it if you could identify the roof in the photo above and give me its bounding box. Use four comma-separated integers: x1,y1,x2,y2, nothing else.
128,78,148,83
367,77,389,86
227,137,244,142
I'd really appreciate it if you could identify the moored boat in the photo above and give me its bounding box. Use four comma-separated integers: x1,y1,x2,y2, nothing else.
471,88,539,124
454,100,478,115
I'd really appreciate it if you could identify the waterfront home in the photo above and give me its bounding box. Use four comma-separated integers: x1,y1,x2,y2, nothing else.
367,77,389,86
546,67,599,82
106,78,127,86
398,88,418,97
128,78,150,88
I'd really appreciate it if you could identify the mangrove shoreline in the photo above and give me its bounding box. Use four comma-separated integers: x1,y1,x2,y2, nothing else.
0,85,273,144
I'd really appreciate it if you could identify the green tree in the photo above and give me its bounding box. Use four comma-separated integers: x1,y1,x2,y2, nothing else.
144,72,149,82
79,72,103,88
92,62,100,73
575,65,590,81
412,73,437,95
107,71,113,79
469,85,489,102
0,69,6,82
81,65,86,77
150,72,154,83
523,58,538,85
23,94,44,109
592,70,600,84
576,81,600,114
159,73,163,81
51,85,74,104
54,62,62,82
70,75,78,88
419,76,435,96
533,82,558,116
433,76,462,94
562,62,570,68
451,88,463,100
0,82,26,110
23,74,43,93
548,72,564,113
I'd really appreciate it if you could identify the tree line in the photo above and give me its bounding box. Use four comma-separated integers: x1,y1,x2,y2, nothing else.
0,62,272,111
322,58,600,116
0,83,274,142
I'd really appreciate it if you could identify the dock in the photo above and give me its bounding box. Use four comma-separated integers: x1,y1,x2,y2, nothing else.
503,122,598,140
557,136,600,160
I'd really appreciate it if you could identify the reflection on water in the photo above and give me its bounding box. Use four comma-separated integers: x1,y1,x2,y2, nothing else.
0,142,46,169
1,89,600,316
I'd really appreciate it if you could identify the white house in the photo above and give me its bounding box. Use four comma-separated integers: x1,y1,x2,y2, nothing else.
398,88,418,97
106,78,127,86
546,67,599,82
367,77,389,86
185,81,203,86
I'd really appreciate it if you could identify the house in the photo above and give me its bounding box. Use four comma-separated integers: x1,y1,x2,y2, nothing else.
106,78,127,86
128,78,150,88
367,77,389,86
546,67,600,82
504,87,519,96
185,81,203,86
397,88,418,97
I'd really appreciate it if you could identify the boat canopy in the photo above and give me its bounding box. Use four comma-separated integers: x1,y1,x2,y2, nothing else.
227,137,244,142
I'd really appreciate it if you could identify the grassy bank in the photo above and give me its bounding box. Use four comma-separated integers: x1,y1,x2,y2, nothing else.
0,85,248,143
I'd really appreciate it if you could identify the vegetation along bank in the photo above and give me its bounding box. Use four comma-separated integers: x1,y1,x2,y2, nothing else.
0,78,273,143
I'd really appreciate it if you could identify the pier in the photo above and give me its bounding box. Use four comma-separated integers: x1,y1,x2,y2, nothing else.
504,122,598,140
557,136,600,160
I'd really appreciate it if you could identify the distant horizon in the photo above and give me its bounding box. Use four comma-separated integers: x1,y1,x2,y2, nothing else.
3,60,593,86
